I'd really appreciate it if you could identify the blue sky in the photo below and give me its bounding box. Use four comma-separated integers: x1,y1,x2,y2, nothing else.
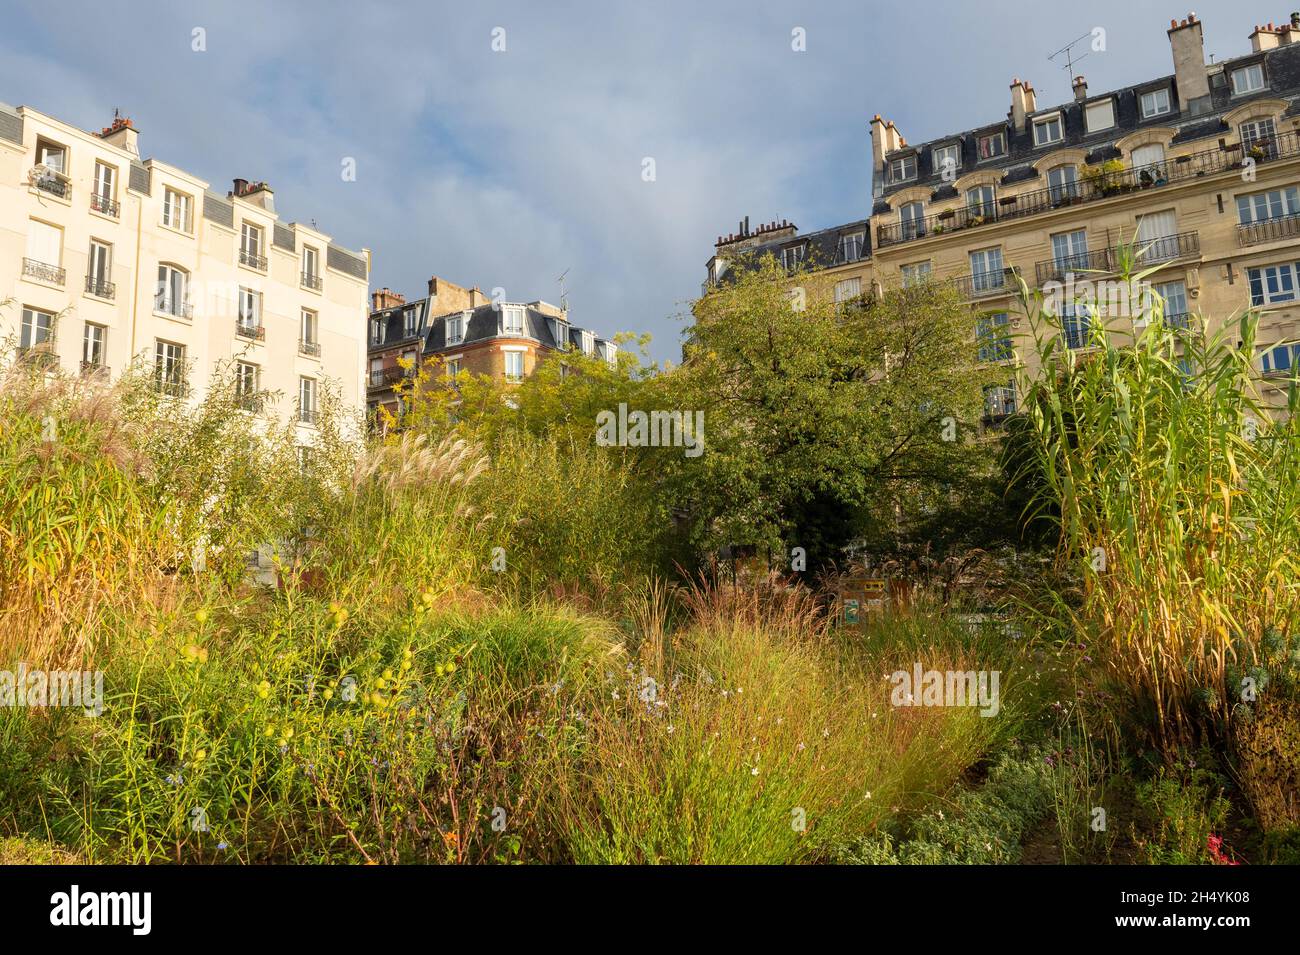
0,0,1269,364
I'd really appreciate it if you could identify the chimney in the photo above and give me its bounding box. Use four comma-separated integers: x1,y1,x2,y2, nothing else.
1250,23,1282,51
371,288,406,312
1072,74,1088,102
1283,13,1300,44
869,115,888,197
1010,78,1030,132
1169,13,1211,114
232,179,275,213
97,113,139,157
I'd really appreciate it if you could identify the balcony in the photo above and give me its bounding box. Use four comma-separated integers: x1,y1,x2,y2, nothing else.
299,339,321,357
23,258,66,286
301,271,323,291
298,407,319,426
32,168,70,199
239,249,268,271
237,393,264,413
235,321,266,342
952,267,1020,300
18,344,59,371
1034,232,1200,286
85,274,116,299
154,376,190,398
80,361,110,380
1238,212,1300,247
156,297,194,320
368,366,408,389
90,193,120,217
876,131,1300,249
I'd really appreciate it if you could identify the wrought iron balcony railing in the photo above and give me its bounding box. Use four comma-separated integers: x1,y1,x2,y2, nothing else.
155,297,194,319
23,258,65,285
80,361,110,379
298,407,319,426
85,274,115,299
299,339,321,357
235,321,266,341
90,193,120,217
237,393,264,413
32,169,70,199
1238,211,1300,247
951,267,1020,300
18,345,59,370
1034,232,1200,286
154,376,190,398
876,131,1300,249
239,249,268,271
301,271,323,291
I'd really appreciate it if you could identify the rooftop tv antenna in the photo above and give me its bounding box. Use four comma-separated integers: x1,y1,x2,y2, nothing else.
556,267,570,313
1048,31,1094,87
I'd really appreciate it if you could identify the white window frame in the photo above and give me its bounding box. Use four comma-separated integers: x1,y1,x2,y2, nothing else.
1247,262,1299,306
900,261,932,288
1140,88,1171,118
502,305,526,336
977,132,1005,161
889,154,916,182
238,287,261,329
838,232,863,263
300,308,318,345
88,239,111,284
21,307,55,349
933,143,961,176
1033,114,1063,147
156,264,189,317
503,349,525,382
162,188,192,233
1231,63,1265,96
834,277,862,304
1236,186,1300,224
82,322,106,366
446,312,466,345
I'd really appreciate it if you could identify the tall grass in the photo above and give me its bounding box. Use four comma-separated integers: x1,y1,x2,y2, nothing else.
1015,264,1300,750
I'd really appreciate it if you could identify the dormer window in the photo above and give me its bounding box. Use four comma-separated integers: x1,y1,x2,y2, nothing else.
932,143,960,177
1140,88,1171,118
889,154,916,182
838,232,863,263
551,317,569,348
1033,114,1063,147
600,341,617,365
1231,63,1265,96
1085,99,1115,133
502,305,525,335
403,306,420,337
370,317,385,346
977,132,1005,161
782,244,805,271
581,330,595,355
445,311,466,346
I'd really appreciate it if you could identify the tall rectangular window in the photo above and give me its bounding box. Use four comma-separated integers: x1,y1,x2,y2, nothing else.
21,307,54,350
162,188,192,232
966,185,995,218
932,143,960,176
1085,100,1115,132
92,161,117,215
154,340,186,395
446,313,466,345
502,305,525,335
976,312,1012,362
302,246,320,285
969,247,1004,291
504,351,524,382
834,277,862,304
1047,166,1078,203
838,232,863,263
82,323,106,367
1051,230,1089,271
240,223,265,269
298,377,318,423
300,308,318,346
899,201,925,240
1240,118,1278,158
238,287,261,329
26,219,62,268
156,264,189,316
1136,210,1178,261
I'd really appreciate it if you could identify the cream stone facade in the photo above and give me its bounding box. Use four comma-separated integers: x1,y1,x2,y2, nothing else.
0,103,371,441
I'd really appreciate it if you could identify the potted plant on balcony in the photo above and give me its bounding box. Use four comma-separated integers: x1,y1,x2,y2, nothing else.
938,208,956,220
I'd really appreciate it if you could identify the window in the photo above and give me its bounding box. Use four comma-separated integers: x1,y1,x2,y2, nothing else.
899,202,926,240
236,361,259,409
156,264,189,317
1247,263,1299,306
370,317,386,345
446,312,466,345
1047,165,1078,203
969,247,1004,291
504,350,524,382
162,188,192,232
901,261,932,288
834,277,862,304
1260,342,1300,375
966,185,995,218
1130,143,1167,181
977,132,1005,161
298,377,318,424
446,358,461,378
502,305,526,335
1140,88,1171,118
87,240,112,296
369,357,383,386
36,139,66,173
155,340,186,395
238,287,261,330
20,307,54,350
300,309,318,350
838,232,864,263
1237,187,1300,224
1085,100,1115,132
302,246,320,288
1240,118,1278,158
82,323,106,367
1136,210,1178,261
984,382,1017,419
933,143,960,177
26,219,62,269
1061,304,1094,350
1033,115,1063,146
581,330,595,355
781,245,805,271
92,161,117,215
890,154,916,182
551,317,569,348
977,313,1012,362
602,341,618,365
240,222,265,269
1153,280,1189,328
1051,229,1089,272
1231,63,1265,96
403,306,420,338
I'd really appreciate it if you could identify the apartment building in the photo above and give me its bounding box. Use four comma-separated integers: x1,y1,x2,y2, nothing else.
0,103,371,438
366,278,616,423
707,11,1300,420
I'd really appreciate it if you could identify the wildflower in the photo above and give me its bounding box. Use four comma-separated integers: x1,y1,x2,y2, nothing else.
445,661,457,674
264,726,274,737
797,742,806,751
195,608,210,625
751,766,759,776
382,668,394,681
667,725,674,734
217,842,228,851
283,727,294,739
257,680,271,700
375,677,387,690
197,647,209,663
435,664,445,677
323,688,334,701
194,749,207,761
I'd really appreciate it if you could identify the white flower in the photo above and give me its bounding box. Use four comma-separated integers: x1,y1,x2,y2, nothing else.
750,766,759,776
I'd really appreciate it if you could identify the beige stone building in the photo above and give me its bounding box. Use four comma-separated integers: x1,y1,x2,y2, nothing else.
0,103,371,440
707,11,1300,419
